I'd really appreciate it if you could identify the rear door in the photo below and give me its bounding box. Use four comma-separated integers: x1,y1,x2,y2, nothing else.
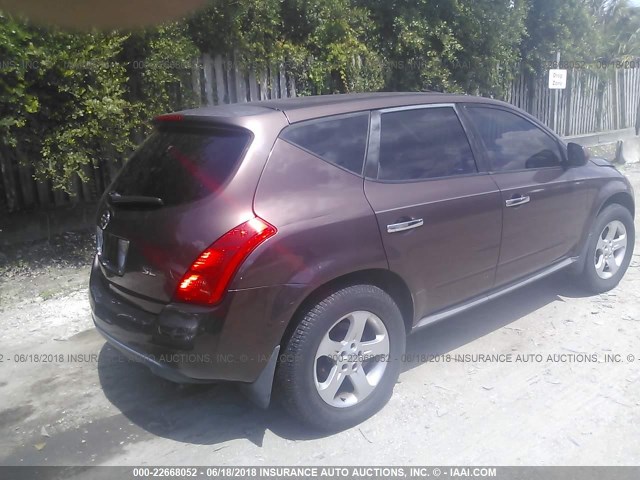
96,123,254,303
461,105,590,287
364,105,503,320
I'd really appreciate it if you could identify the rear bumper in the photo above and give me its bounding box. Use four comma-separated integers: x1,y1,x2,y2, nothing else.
90,256,304,384
94,321,210,384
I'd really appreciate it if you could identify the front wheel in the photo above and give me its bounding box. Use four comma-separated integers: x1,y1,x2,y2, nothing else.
578,204,635,294
275,284,406,431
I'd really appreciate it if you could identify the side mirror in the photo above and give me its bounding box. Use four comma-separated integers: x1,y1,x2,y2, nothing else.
567,142,588,167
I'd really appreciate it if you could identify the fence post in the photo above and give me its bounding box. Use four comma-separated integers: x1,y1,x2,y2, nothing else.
552,52,561,133
564,70,573,137
0,148,19,212
635,68,640,134
612,69,619,130
16,149,35,209
202,53,215,106
191,58,202,106
279,64,287,98
248,69,259,102
213,55,226,105
259,68,268,100
288,72,297,98
269,65,278,99
233,51,247,103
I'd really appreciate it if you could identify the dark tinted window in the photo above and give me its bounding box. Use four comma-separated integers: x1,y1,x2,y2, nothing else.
378,107,476,181
465,107,563,171
112,127,251,206
281,113,369,174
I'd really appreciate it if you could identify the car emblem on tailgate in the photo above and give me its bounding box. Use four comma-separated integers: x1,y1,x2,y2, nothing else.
98,209,112,230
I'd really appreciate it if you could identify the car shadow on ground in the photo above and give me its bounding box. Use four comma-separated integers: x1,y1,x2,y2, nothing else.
97,271,592,447
401,271,591,371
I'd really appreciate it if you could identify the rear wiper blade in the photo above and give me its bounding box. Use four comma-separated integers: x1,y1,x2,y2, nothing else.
108,192,164,207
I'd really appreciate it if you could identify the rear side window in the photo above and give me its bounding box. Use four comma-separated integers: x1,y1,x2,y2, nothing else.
378,107,477,181
112,127,251,206
281,113,369,175
465,107,563,171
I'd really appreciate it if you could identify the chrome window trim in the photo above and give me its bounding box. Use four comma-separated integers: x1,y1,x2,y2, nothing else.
378,103,456,114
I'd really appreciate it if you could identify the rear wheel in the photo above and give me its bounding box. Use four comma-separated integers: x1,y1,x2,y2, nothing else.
275,284,405,431
578,204,635,294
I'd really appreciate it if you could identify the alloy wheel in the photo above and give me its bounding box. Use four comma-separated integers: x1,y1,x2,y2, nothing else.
314,311,390,408
594,220,628,280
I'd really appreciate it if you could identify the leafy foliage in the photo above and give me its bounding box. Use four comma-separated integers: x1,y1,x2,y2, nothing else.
450,0,528,97
0,15,200,193
594,0,640,60
1,15,135,192
1,0,639,196
187,0,282,65
0,13,40,147
187,0,384,94
521,0,599,72
283,0,383,93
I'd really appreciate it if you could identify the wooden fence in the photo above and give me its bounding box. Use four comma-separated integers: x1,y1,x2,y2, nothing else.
505,67,640,136
1,57,639,216
200,53,297,104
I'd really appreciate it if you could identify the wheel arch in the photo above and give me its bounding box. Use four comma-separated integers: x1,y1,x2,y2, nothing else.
597,191,635,218
279,268,415,350
572,189,635,274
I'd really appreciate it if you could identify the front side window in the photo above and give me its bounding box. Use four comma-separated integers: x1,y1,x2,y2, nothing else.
280,112,370,175
377,107,477,181
465,107,563,172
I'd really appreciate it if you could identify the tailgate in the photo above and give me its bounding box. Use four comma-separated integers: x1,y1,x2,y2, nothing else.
95,123,254,304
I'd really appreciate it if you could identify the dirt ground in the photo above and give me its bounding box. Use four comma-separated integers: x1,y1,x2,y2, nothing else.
0,165,639,469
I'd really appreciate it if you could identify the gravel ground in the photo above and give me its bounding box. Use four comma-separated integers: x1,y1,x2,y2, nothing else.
0,166,639,470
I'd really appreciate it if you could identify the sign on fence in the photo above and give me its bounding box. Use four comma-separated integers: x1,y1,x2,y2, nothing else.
548,69,568,89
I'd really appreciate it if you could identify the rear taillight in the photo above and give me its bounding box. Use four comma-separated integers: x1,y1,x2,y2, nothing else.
174,217,277,305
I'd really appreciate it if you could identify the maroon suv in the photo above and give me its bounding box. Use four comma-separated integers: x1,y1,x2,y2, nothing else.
91,93,635,430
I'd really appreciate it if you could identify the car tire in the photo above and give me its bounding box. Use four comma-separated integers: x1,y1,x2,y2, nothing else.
275,284,406,431
578,204,635,294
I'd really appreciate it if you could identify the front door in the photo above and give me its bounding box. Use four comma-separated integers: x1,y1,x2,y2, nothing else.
364,105,503,320
461,105,589,287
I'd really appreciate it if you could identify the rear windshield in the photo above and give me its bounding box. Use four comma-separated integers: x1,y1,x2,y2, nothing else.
111,126,252,206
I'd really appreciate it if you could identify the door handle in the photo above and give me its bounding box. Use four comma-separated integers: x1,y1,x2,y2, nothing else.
505,195,531,208
387,219,424,233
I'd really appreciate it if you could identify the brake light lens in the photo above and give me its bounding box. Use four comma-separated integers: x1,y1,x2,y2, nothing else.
154,113,184,123
174,217,277,305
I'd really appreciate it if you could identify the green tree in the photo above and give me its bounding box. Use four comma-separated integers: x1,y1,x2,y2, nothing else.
187,0,383,94
0,13,40,147
187,0,282,65
1,14,201,195
361,0,462,92
120,23,200,133
449,0,528,97
520,0,599,72
593,0,640,60
359,0,527,96
1,14,135,193
281,0,383,93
